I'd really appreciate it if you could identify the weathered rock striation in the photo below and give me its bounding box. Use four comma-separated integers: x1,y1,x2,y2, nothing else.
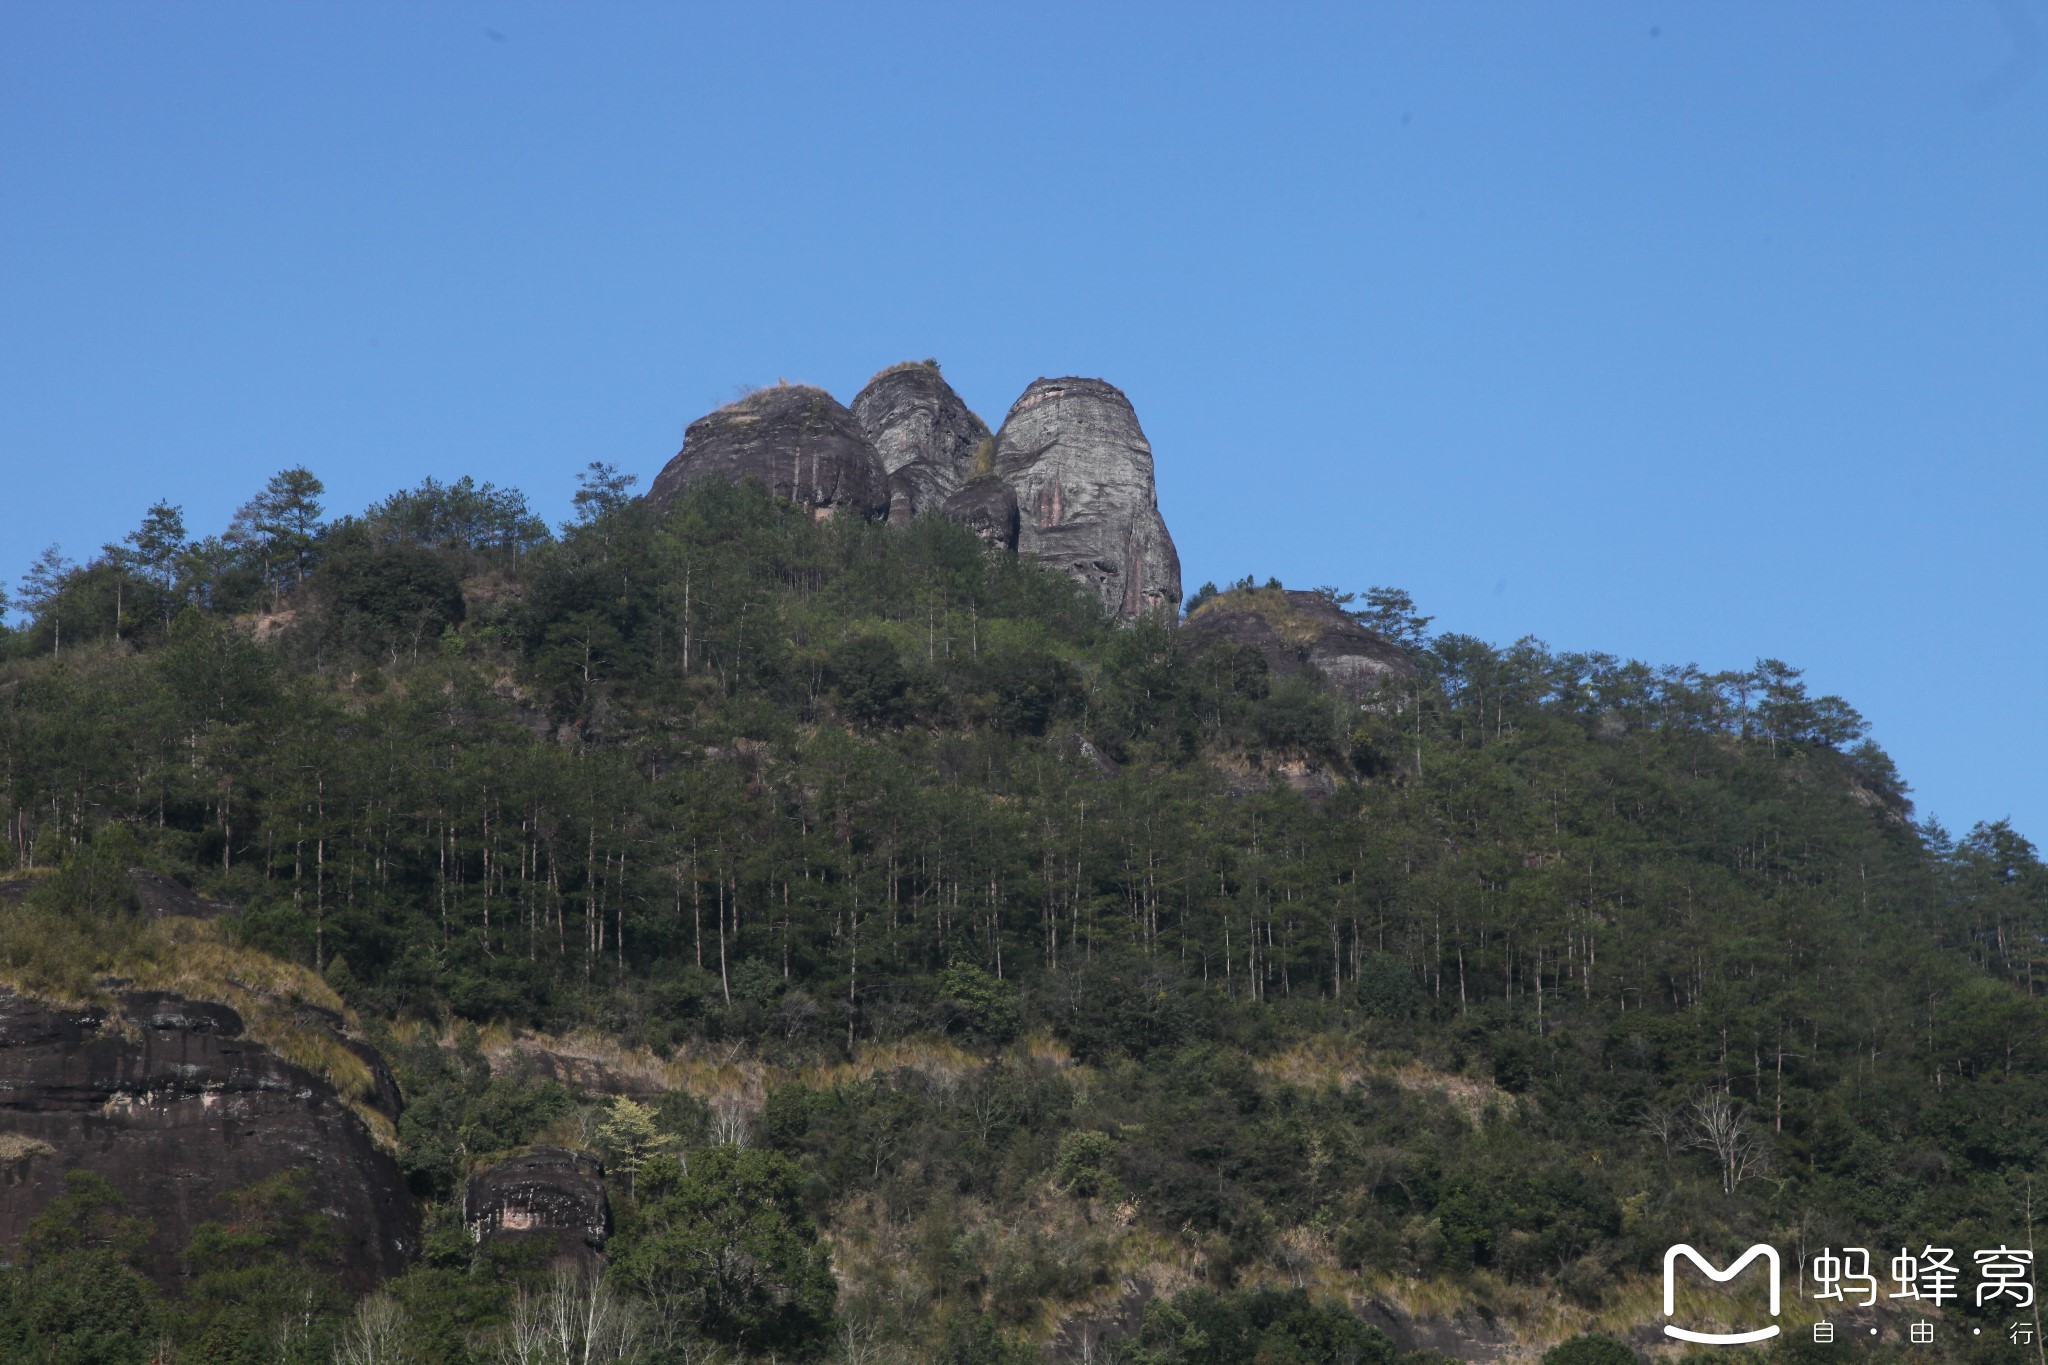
1182,589,1415,702
647,385,889,521
993,377,1181,620
850,362,993,525
0,987,414,1289
463,1146,610,1270
939,477,1021,552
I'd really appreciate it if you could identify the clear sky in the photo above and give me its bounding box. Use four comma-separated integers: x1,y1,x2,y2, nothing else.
3,4,2044,844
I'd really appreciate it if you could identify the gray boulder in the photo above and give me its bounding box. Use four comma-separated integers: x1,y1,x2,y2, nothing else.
992,377,1181,621
647,385,889,521
851,361,993,523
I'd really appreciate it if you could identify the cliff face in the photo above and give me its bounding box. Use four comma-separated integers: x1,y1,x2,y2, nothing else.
850,363,992,525
993,378,1181,621
0,987,414,1290
463,1146,609,1271
647,385,890,521
1182,589,1415,701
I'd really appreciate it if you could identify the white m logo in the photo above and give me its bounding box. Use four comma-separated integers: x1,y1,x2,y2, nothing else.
1663,1244,1782,1344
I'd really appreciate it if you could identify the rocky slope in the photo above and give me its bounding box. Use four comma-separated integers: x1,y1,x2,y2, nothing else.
849,362,993,525
0,986,414,1290
1182,587,1414,700
647,384,890,521
993,377,1181,620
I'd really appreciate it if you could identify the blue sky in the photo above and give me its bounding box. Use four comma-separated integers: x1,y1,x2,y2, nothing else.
3,4,2043,843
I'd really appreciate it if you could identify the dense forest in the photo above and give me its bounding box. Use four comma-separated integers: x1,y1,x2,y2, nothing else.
2,463,2046,1365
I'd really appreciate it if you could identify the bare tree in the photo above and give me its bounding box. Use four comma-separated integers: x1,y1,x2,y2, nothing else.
333,1293,408,1365
710,1098,750,1148
1636,1100,1681,1155
1686,1089,1772,1193
496,1269,642,1365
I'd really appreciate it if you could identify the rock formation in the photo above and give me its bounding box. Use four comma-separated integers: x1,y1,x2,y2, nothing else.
992,377,1181,620
939,477,1020,552
1181,588,1415,702
0,987,414,1290
646,365,1187,621
850,362,993,525
647,385,889,521
463,1146,610,1270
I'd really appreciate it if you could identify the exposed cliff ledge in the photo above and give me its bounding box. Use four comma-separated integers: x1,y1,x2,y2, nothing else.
647,384,890,521
993,377,1181,621
1182,588,1415,701
0,984,415,1290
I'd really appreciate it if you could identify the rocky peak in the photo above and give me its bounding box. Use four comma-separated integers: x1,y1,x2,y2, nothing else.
1182,588,1415,701
647,384,890,521
992,377,1181,621
850,361,992,524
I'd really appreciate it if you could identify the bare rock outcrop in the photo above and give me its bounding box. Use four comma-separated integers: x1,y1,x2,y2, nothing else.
850,362,992,524
647,385,889,521
992,377,1180,620
1182,588,1415,701
463,1146,609,1270
939,477,1020,552
0,987,414,1290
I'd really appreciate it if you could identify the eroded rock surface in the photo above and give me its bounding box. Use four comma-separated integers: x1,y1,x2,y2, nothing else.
0,988,413,1290
992,377,1180,620
463,1146,609,1270
851,362,992,524
1182,589,1414,702
939,477,1020,552
647,385,889,521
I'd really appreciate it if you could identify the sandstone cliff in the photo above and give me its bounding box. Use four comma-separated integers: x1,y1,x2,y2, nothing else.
993,377,1181,620
647,384,890,521
850,362,992,524
1182,588,1415,701
0,986,414,1290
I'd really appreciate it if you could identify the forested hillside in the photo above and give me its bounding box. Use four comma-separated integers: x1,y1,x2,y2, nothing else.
3,463,2045,1365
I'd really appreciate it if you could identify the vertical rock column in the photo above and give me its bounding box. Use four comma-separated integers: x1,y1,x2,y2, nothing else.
992,377,1181,620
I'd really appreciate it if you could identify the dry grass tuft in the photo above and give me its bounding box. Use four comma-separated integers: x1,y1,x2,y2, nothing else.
0,1133,57,1162
1254,1038,1515,1126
